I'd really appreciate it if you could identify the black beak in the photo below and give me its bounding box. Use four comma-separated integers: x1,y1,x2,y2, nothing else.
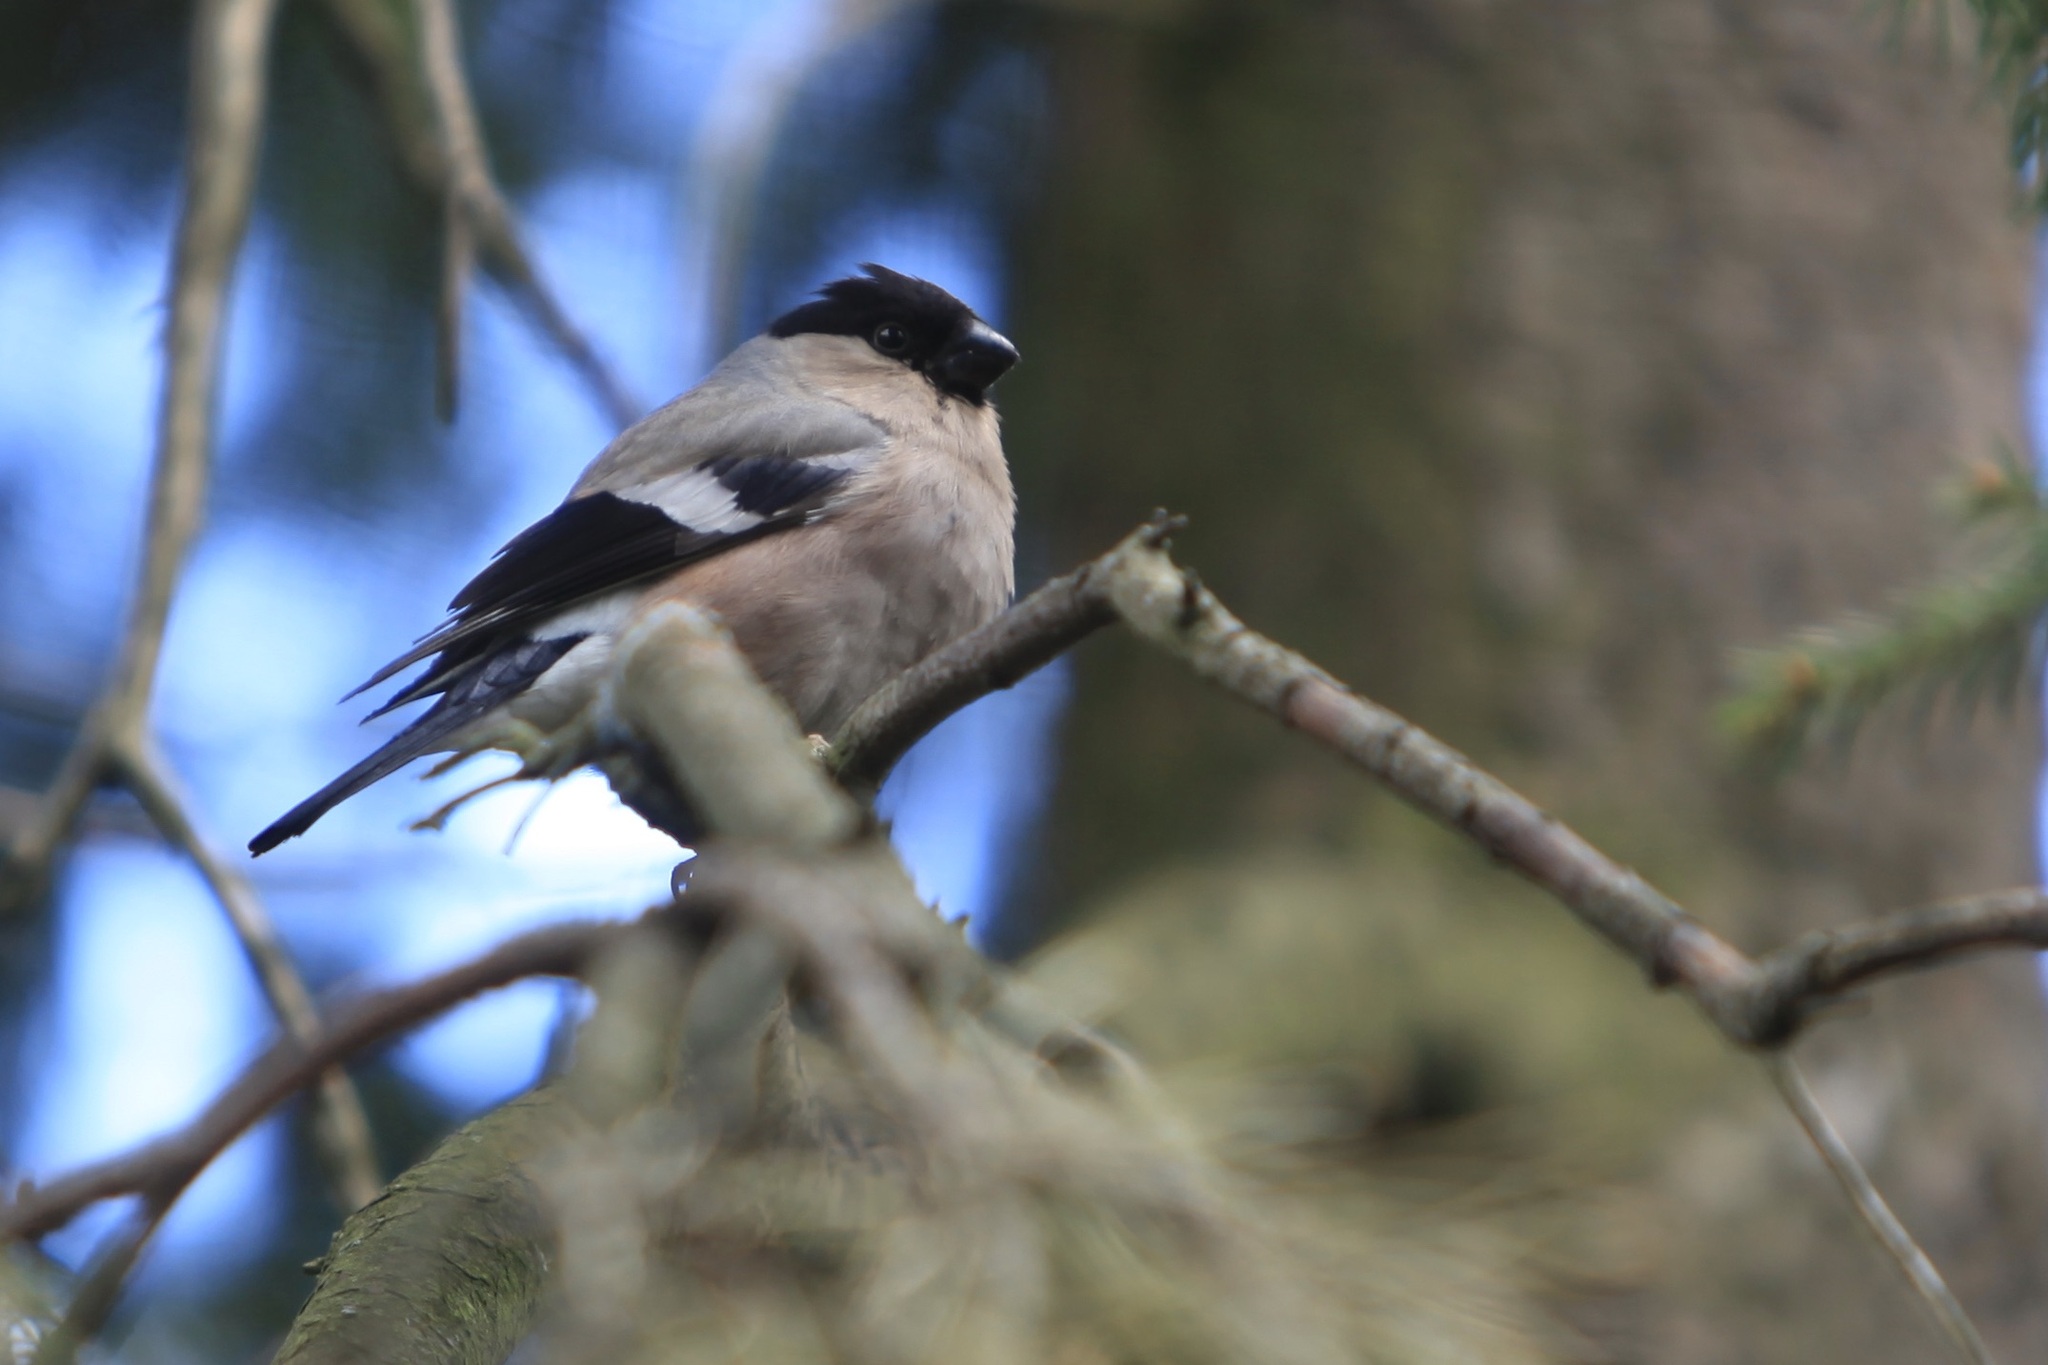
933,320,1019,402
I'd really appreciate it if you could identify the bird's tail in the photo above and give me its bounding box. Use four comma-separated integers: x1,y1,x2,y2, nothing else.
248,714,470,855
252,634,586,856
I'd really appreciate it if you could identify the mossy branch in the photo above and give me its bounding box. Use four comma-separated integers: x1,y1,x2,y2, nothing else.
275,1091,577,1365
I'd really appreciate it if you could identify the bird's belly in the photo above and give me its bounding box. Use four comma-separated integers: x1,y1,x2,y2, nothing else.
661,522,1005,737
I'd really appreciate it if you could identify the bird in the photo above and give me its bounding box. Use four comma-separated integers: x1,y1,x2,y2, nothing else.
249,264,1018,855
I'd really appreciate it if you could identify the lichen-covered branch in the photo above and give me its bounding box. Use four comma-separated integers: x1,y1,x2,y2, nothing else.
835,519,2048,1052
275,1090,580,1365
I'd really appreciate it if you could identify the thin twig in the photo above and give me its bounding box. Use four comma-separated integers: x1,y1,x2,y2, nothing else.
320,0,642,429
1752,888,2048,1002
0,726,109,918
414,0,486,420
0,0,383,1324
114,0,279,730
1,917,624,1244
29,1202,165,1365
1766,1054,1998,1365
827,520,2010,1364
829,546,1126,797
0,0,272,897
117,741,382,1211
835,521,2048,1050
686,0,926,357
2,0,384,1236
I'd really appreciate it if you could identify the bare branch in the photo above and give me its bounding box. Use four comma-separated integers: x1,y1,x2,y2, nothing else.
319,0,643,429
0,0,381,1322
824,519,2019,1360
1751,888,2048,1004
117,742,382,1211
828,535,1133,796
114,0,279,728
1767,1055,1998,1365
414,0,478,419
1,917,622,1245
686,0,928,356
29,1205,161,1365
0,730,109,918
832,520,2048,1053
0,0,292,914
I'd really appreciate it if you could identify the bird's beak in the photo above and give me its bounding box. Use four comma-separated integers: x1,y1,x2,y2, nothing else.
934,320,1020,399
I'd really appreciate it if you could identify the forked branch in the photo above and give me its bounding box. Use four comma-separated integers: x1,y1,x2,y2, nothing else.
318,0,643,428
0,0,382,1226
833,516,2048,1051
0,918,623,1246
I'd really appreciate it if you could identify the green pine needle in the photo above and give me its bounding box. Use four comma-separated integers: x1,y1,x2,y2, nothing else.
1720,455,2048,767
1880,0,2048,205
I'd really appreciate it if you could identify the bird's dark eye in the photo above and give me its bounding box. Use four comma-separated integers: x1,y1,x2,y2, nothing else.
872,322,910,355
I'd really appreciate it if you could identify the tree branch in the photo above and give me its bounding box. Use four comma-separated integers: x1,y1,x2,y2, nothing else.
116,742,382,1212
0,0,291,916
0,917,621,1245
833,519,2048,1051
1767,1055,1997,1365
273,1089,575,1365
0,0,384,1331
825,518,2026,1362
16,521,2032,1360
828,536,1132,797
413,0,479,420
1750,888,2048,1007
318,0,644,429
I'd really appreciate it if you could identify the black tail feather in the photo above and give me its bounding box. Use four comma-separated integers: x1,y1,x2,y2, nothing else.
249,633,587,856
248,719,464,855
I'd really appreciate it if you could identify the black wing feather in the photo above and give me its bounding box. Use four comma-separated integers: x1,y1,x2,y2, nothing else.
351,466,849,700
703,452,850,516
449,492,688,611
254,449,861,855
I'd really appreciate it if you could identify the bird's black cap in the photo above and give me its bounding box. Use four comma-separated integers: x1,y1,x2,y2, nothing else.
767,263,1018,404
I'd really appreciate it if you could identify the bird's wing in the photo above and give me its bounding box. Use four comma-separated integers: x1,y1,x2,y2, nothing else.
352,389,888,705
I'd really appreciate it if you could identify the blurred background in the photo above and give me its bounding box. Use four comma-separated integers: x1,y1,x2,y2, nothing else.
4,0,2048,1360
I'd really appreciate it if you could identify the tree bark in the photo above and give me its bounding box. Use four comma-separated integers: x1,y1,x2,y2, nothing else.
275,1090,577,1365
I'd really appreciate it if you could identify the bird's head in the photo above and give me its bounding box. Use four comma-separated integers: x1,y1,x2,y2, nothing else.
767,264,1019,406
